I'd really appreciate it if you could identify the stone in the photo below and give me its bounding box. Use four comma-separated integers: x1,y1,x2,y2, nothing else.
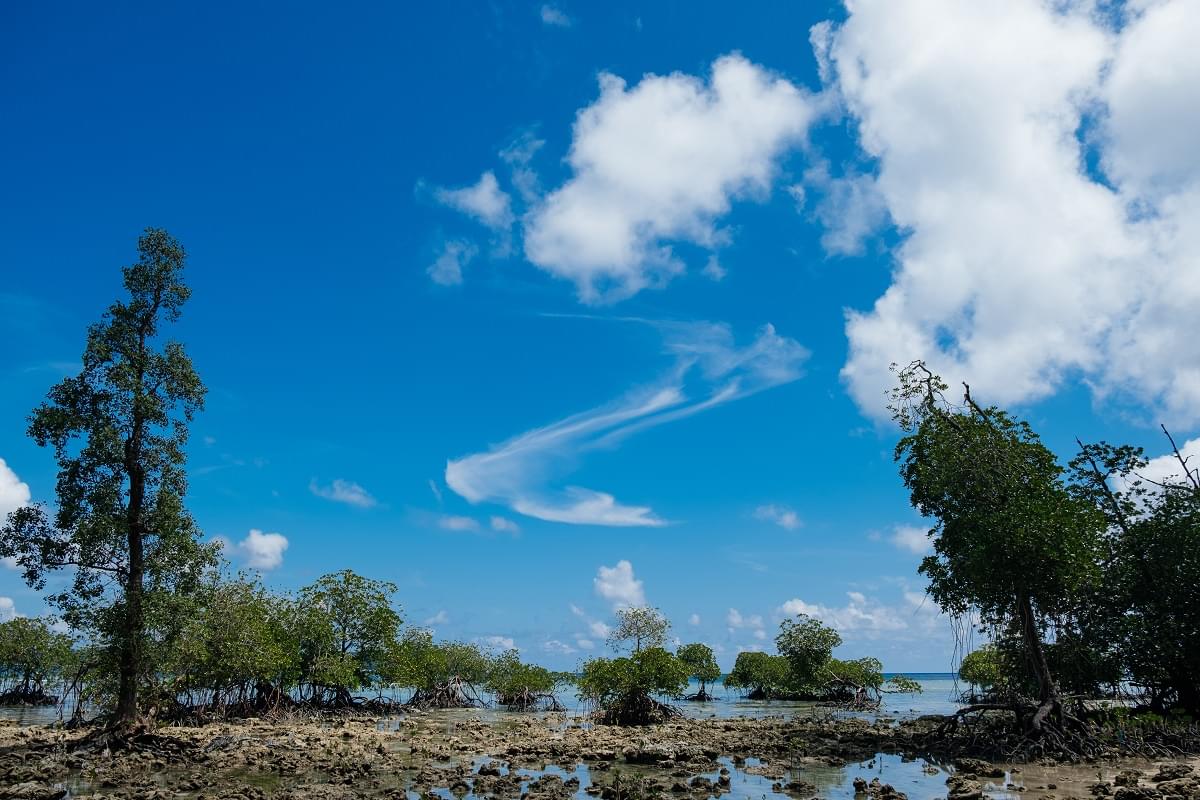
1153,766,1195,784
1116,771,1145,787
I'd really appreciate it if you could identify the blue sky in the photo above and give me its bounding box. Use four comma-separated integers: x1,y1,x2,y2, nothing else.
2,0,1198,671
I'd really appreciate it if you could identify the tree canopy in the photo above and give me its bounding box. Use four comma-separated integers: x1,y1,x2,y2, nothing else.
0,228,217,734
890,361,1104,732
606,606,670,653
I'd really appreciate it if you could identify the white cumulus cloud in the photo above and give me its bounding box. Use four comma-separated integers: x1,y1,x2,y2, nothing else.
0,457,31,521
726,608,764,630
237,529,289,571
594,560,645,609
778,592,907,638
523,54,822,302
890,524,931,555
823,0,1200,425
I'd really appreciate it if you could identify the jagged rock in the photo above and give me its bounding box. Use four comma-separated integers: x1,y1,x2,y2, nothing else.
1156,777,1200,800
955,758,1005,779
947,774,986,800
1153,766,1195,783
1116,771,1145,787
1114,786,1162,800
780,779,818,797
0,783,67,800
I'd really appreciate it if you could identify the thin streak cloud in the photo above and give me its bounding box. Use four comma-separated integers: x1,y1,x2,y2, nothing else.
444,319,808,526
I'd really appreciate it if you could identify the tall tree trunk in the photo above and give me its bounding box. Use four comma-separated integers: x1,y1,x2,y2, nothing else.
1017,592,1060,732
115,512,144,729
115,413,147,732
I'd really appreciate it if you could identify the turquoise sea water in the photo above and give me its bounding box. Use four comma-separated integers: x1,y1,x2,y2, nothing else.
0,673,965,726
663,672,963,721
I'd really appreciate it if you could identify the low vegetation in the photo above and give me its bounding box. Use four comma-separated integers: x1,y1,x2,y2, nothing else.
723,614,918,704
0,617,75,706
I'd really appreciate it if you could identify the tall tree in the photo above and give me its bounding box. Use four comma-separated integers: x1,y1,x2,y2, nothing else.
889,362,1103,733
0,228,215,736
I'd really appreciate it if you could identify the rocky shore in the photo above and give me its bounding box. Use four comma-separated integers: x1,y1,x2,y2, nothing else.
1,713,1197,800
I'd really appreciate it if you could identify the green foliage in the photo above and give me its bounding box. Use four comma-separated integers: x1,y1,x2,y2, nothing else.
0,617,75,701
165,576,296,711
485,649,561,708
676,642,721,690
959,645,1002,690
723,652,794,699
578,646,689,709
606,606,670,653
727,618,901,702
1069,437,1200,714
827,656,884,694
891,366,1103,622
297,570,402,701
776,614,842,689
890,362,1104,707
885,675,923,694
0,228,218,726
383,630,489,690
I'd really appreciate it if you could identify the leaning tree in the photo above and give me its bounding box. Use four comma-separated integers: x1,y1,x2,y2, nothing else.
889,362,1104,738
0,229,218,740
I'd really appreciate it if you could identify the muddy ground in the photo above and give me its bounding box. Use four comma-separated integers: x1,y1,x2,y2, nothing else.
2,712,1198,800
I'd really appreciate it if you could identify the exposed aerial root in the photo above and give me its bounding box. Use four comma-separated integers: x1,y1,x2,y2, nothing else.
495,688,565,711
593,691,683,726
405,677,486,710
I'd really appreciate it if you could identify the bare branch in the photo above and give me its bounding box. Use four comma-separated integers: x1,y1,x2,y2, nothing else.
1161,424,1200,491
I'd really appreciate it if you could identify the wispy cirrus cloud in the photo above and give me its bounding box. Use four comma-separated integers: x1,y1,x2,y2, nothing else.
434,171,513,230
539,4,572,28
309,478,377,509
753,504,801,530
444,318,808,526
